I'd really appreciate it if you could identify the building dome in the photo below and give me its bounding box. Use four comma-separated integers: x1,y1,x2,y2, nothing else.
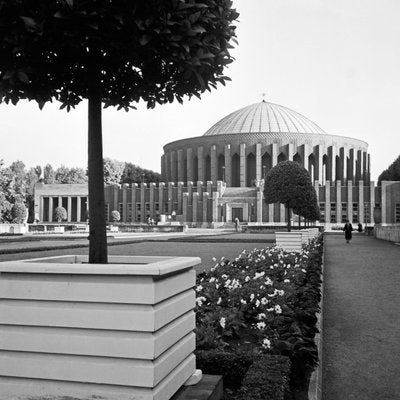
203,100,326,136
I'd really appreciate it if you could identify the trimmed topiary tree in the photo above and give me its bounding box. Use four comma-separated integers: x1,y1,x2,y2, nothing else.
0,1,238,263
264,161,318,231
11,202,27,223
110,210,121,224
54,206,67,224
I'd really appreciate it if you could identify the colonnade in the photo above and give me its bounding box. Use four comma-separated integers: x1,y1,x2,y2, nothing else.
162,142,370,186
39,195,88,223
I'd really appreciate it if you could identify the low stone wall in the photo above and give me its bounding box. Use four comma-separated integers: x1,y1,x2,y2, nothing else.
116,224,186,233
374,224,400,243
0,224,27,234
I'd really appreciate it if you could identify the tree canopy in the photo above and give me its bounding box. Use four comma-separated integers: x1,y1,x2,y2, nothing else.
263,161,320,231
378,155,400,184
1,0,238,263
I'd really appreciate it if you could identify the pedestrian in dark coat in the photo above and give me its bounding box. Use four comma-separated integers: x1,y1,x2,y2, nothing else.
343,220,353,243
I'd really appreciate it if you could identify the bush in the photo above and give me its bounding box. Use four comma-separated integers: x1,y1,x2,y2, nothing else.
54,206,67,223
110,210,121,223
195,236,324,399
11,202,27,223
236,355,291,400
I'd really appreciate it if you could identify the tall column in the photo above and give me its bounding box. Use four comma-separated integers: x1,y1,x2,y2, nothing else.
165,152,171,182
167,182,174,214
370,182,375,224
149,183,156,219
196,181,203,200
301,144,310,170
348,149,355,182
342,148,348,183
170,150,177,182
339,148,345,182
325,182,331,223
177,182,184,214
269,203,274,223
186,148,193,183
271,143,278,167
158,182,165,215
328,146,336,183
212,192,219,222
131,183,138,222
197,146,205,183
182,193,189,223
77,196,81,223
122,184,128,222
192,192,199,223
224,144,232,187
336,181,342,223
40,197,44,222
177,149,184,182
211,145,217,183
358,180,364,223
67,196,72,222
347,180,353,223
161,154,165,182
206,180,213,196
240,143,246,187
256,143,262,181
257,190,263,223
187,181,193,204
141,183,147,222
314,145,324,183
280,204,285,223
287,143,295,161
362,151,367,181
202,192,209,224
49,197,53,222
356,150,362,182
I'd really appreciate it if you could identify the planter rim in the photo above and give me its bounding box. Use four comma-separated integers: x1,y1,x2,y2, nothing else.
0,255,200,276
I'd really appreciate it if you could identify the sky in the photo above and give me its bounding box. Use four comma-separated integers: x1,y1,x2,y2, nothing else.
1,0,400,182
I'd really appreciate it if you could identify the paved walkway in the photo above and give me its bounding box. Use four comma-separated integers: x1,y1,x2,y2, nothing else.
322,233,400,400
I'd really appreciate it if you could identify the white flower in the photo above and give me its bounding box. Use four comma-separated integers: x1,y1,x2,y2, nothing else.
209,277,216,283
265,277,273,286
255,299,261,308
261,297,269,305
250,293,255,302
221,274,228,279
254,271,265,280
284,279,290,283
215,284,220,289
196,285,203,292
256,321,266,330
217,297,222,305
301,268,307,273
274,305,282,314
219,317,226,329
277,290,285,296
196,296,206,307
262,338,271,349
245,276,251,282
257,313,266,320
240,299,247,304
212,257,217,262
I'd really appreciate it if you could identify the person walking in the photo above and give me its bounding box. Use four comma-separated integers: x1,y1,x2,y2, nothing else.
343,220,353,243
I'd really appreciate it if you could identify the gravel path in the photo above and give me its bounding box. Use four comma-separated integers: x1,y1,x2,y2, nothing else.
322,233,400,400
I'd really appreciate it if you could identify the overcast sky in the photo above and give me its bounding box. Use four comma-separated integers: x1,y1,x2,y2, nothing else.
1,0,399,181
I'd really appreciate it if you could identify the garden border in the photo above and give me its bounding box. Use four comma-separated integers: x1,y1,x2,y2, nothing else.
308,242,325,400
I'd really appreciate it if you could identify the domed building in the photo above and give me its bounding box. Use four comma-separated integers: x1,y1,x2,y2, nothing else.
35,99,390,229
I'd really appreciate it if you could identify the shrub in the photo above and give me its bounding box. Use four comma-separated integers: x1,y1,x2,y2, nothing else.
236,355,291,400
11,202,27,223
110,210,121,223
54,206,67,223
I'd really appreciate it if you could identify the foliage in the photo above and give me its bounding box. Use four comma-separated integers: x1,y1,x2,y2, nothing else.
54,206,67,223
195,237,323,399
55,165,88,184
122,162,161,185
0,0,238,263
378,155,400,184
235,355,291,400
43,164,56,184
11,201,27,223
110,210,121,223
264,161,320,231
103,158,125,185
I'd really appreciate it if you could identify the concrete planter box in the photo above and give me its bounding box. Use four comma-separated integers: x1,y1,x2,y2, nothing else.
275,231,303,252
53,226,65,233
0,224,27,234
0,255,200,400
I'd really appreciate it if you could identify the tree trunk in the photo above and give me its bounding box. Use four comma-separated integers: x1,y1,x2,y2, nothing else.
88,84,108,264
286,206,292,232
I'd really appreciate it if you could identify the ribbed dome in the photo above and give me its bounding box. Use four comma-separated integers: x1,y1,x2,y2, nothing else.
203,101,325,136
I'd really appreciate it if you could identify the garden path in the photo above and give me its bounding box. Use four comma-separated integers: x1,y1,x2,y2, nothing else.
322,233,400,400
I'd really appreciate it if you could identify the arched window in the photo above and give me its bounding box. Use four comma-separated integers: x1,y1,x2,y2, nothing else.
193,156,198,182
246,153,256,186
262,152,272,178
205,155,211,182
232,153,240,187
217,154,225,181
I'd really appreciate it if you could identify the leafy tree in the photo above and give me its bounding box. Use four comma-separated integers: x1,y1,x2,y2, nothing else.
25,166,42,222
378,155,400,184
264,161,318,231
43,164,56,184
110,210,120,223
103,158,125,185
0,0,237,263
11,201,27,223
55,165,88,184
54,206,67,223
122,162,161,185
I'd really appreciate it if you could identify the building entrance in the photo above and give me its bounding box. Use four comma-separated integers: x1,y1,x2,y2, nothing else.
232,207,243,222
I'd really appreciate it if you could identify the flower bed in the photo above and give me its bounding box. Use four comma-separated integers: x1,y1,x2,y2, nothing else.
195,235,323,400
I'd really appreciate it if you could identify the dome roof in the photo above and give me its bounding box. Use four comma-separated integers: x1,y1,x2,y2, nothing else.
203,100,325,136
